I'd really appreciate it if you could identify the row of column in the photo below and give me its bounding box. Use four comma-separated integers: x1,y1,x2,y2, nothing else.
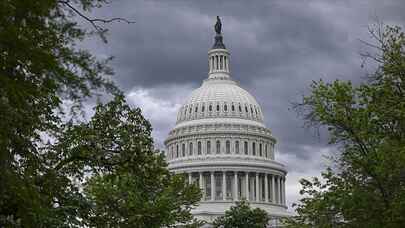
209,54,229,73
187,171,286,206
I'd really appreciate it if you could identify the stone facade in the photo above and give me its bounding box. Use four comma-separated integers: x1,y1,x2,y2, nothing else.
164,28,289,225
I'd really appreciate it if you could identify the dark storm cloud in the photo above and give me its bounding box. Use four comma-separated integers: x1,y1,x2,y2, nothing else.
81,0,405,156
80,0,405,208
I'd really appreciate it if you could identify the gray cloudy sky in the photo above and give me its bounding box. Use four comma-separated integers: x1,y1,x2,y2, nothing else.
81,0,405,211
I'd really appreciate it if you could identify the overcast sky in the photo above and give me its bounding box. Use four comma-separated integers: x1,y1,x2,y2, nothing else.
81,0,405,211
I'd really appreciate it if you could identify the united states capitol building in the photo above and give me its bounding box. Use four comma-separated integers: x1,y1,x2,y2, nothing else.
164,17,289,226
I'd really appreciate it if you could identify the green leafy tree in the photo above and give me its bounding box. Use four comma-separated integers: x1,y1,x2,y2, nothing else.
213,200,269,228
0,1,201,227
284,24,405,228
54,95,202,227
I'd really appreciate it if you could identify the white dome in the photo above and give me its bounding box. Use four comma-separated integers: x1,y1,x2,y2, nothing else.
176,77,264,124
165,23,288,224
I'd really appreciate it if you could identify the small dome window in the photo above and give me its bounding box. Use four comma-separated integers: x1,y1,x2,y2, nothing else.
224,105,227,111
232,105,235,111
250,107,254,114
216,105,220,111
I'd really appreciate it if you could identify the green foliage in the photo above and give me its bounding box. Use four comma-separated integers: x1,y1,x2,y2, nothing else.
0,1,201,227
55,95,202,227
284,24,405,228
213,200,269,228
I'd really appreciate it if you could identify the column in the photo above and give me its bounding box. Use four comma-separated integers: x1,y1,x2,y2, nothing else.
282,177,285,205
265,174,269,202
199,172,203,191
283,178,286,205
272,175,276,203
255,173,259,202
234,172,238,201
279,177,283,205
210,172,215,201
245,172,249,200
222,171,226,201
188,172,192,184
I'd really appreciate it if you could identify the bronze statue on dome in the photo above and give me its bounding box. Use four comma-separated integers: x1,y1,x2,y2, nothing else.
215,16,222,35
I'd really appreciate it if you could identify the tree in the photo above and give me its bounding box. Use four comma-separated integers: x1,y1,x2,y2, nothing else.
0,1,201,227
54,95,201,227
284,24,405,227
213,200,269,228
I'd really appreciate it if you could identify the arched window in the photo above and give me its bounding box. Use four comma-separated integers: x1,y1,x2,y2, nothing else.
189,142,193,155
244,141,248,155
239,105,242,112
189,107,192,114
198,141,202,155
209,105,212,111
259,143,262,156
252,142,256,156
226,140,230,154
202,106,205,112
235,141,239,154
176,145,179,158
251,107,254,114
216,105,220,111
216,140,221,154
232,105,235,111
265,144,268,158
245,106,248,113
207,141,211,154
182,144,185,156
224,105,227,111
195,107,198,112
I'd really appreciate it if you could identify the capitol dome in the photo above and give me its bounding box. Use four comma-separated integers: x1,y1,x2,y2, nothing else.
165,17,288,226
176,77,265,127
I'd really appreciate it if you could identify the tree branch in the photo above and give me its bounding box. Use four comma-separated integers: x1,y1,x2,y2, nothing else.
58,0,135,42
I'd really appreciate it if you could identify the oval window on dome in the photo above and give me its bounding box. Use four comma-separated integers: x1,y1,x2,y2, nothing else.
224,105,227,111
209,105,212,111
216,105,220,111
232,105,235,111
